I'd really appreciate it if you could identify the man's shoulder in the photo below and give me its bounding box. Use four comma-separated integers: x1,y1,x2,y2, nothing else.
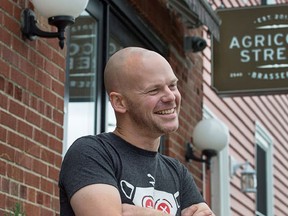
158,154,184,168
72,132,114,145
65,132,117,155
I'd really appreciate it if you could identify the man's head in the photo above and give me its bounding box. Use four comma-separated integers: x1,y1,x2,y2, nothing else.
104,47,181,137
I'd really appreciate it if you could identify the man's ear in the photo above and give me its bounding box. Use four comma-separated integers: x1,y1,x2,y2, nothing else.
109,92,127,113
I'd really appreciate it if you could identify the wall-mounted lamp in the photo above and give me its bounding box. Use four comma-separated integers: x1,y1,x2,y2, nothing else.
21,0,89,49
185,118,230,168
230,156,257,193
184,36,207,52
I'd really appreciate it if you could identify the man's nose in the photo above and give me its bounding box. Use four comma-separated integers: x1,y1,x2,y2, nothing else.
161,86,176,102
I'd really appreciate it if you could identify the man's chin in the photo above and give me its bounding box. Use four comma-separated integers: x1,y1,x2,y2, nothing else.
162,125,179,134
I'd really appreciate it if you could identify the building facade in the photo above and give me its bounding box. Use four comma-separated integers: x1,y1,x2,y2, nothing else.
0,0,287,215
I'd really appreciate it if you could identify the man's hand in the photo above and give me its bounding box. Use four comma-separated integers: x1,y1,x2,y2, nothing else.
122,204,172,216
181,203,215,216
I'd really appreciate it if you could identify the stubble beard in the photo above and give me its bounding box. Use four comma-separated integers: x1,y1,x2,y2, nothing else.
126,99,179,136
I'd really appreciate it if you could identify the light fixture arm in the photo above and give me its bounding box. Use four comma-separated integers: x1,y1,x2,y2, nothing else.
21,9,75,49
232,161,247,176
185,143,217,169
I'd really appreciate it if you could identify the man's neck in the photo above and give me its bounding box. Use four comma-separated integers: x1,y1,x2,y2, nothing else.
113,127,161,152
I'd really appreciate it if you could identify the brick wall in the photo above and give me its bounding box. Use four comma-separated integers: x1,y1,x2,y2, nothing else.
0,0,65,215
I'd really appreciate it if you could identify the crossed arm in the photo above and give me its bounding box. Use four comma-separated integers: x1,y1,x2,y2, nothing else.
70,184,215,216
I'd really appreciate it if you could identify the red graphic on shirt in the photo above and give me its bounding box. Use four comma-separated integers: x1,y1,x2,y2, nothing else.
142,196,172,214
157,202,171,214
143,196,154,208
120,175,180,215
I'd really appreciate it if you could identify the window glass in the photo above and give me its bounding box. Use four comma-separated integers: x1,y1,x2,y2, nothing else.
65,12,98,153
256,145,267,215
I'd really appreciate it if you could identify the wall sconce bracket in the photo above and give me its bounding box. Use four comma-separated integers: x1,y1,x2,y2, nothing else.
21,8,75,49
185,143,217,168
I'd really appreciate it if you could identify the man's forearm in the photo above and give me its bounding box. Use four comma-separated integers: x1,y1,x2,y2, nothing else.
181,203,214,216
122,204,172,216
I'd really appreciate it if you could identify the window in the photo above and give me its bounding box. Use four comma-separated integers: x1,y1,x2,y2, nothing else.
255,121,274,216
64,12,98,154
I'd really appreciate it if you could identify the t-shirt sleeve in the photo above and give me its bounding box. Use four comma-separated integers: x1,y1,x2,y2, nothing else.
179,163,205,209
59,136,119,200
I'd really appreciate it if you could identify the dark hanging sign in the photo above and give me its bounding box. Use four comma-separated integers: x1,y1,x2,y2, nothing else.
212,4,288,96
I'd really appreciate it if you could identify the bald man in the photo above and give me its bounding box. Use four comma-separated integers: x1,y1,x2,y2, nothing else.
59,47,215,216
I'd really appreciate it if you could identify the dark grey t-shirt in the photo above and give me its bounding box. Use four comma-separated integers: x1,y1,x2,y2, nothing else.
59,133,204,215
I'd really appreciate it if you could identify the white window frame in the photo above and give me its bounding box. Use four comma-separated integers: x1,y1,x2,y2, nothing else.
255,121,274,216
204,105,231,216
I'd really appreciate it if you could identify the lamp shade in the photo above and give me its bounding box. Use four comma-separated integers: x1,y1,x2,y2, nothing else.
192,118,229,152
32,0,89,18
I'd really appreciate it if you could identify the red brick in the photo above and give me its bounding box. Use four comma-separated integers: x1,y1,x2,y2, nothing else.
8,99,25,119
43,88,57,107
36,70,52,89
25,139,41,159
42,118,55,135
40,177,54,194
14,85,23,101
38,40,53,60
0,125,7,142
12,36,29,59
0,0,14,16
47,137,62,154
17,119,33,138
48,166,59,182
55,125,64,140
52,197,60,213
0,77,5,93
45,105,53,119
27,187,36,202
25,203,41,216
7,164,24,182
51,50,65,69
51,79,64,97
41,148,55,164
29,49,45,69
55,96,64,111
38,99,45,115
6,81,13,96
0,160,6,175
24,171,40,188
0,193,6,209
27,79,42,98
34,128,49,145
32,159,48,176
26,109,41,127
19,57,36,79
53,109,64,125
1,178,10,193
3,13,19,39
40,207,54,216
54,154,62,168
7,130,25,150
0,111,17,130
0,27,12,47
37,191,52,209
20,185,27,199
16,153,33,170
9,181,19,196
0,144,15,162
